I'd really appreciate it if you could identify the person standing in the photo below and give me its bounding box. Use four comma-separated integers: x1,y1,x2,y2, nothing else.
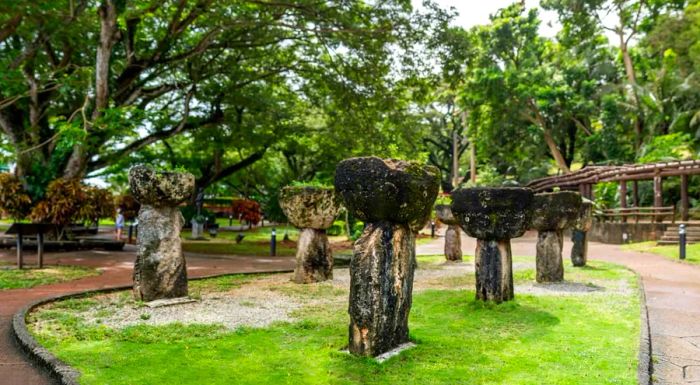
115,208,125,240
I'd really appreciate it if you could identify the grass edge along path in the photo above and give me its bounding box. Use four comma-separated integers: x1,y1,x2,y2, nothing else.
27,260,639,385
622,241,700,265
0,263,101,290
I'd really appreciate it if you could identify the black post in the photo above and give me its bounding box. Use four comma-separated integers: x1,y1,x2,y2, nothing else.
128,224,134,244
16,231,23,269
37,232,44,269
679,224,686,260
270,228,277,256
229,214,233,226
431,221,436,238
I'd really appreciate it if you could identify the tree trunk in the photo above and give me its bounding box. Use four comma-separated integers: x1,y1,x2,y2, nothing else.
64,0,119,179
348,221,415,357
536,230,564,283
543,129,570,173
292,228,333,283
619,32,643,150
474,239,514,302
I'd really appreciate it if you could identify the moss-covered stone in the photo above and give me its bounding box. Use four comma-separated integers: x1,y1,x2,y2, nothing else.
572,199,593,232
279,186,341,230
435,204,459,225
450,187,534,240
530,191,582,231
334,157,440,228
129,165,194,206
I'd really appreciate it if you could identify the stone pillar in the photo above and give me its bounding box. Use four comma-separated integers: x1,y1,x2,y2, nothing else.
129,165,195,301
451,188,534,303
531,191,582,283
571,199,593,267
435,204,462,261
279,186,341,283
475,239,513,302
335,157,439,357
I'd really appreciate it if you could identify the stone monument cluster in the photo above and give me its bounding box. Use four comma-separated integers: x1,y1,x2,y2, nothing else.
126,156,593,358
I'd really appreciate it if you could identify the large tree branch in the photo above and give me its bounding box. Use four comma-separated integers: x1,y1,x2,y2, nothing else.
197,148,269,188
87,88,212,171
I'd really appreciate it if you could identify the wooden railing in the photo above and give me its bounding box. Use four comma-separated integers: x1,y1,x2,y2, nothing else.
596,206,676,224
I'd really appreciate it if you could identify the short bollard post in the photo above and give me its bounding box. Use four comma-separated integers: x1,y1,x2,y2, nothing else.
270,228,277,256
229,214,233,226
128,223,134,243
679,224,686,260
431,221,436,238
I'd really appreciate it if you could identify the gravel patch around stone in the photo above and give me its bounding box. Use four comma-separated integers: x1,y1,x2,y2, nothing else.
32,258,631,333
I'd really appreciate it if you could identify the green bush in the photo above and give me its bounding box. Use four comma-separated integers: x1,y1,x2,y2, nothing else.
350,221,364,240
327,220,344,236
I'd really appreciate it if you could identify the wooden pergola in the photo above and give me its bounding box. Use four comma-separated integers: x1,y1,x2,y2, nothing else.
526,160,700,222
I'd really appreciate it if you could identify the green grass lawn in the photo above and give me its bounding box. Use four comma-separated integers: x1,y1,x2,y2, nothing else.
623,241,700,265
181,225,354,257
0,263,100,290
28,259,639,385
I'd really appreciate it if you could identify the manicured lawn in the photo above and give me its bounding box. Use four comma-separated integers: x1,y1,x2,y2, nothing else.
0,263,100,290
29,259,639,385
181,225,354,257
623,241,700,265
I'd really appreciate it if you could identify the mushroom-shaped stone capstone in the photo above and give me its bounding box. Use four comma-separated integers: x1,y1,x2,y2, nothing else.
570,199,593,267
335,156,440,232
435,204,462,261
530,191,582,283
129,165,195,301
451,188,534,303
335,157,440,357
129,166,194,206
279,186,341,283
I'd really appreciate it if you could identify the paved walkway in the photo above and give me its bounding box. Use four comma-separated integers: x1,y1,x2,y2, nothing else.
419,230,700,385
0,246,294,385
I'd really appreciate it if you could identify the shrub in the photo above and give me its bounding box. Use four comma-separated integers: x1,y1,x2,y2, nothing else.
80,186,115,224
0,173,32,220
231,199,262,226
116,194,140,221
327,220,344,236
29,178,86,226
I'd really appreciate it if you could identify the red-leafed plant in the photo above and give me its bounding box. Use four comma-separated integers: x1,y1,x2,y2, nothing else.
231,199,262,227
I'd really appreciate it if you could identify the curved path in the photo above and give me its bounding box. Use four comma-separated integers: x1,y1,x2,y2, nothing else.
420,231,700,385
0,246,294,385
3,234,700,384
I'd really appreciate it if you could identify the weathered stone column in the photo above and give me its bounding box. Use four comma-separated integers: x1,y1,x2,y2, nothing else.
335,157,439,357
571,199,593,267
129,165,194,301
435,204,462,261
451,188,534,303
279,186,341,283
531,192,582,283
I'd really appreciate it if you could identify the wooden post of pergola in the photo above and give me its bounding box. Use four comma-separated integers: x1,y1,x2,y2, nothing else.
654,173,663,223
620,181,628,223
632,181,639,207
681,174,689,222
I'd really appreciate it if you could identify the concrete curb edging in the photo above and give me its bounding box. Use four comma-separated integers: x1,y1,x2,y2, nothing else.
638,278,653,385
11,269,293,385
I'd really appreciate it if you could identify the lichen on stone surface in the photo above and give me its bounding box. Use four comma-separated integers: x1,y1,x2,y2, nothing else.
278,186,341,230
530,191,583,231
334,156,440,226
450,187,534,240
572,199,593,231
435,204,458,225
128,165,195,206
